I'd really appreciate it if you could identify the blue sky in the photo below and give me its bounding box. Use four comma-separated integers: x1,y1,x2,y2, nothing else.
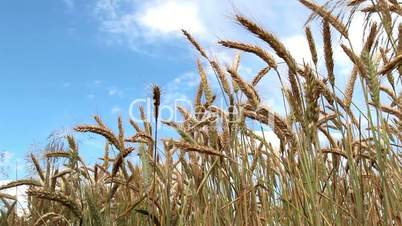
1,0,362,178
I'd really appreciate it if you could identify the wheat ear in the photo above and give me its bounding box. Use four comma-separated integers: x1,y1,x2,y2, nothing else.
323,20,335,87
378,54,402,75
172,141,224,157
27,189,82,219
33,212,64,226
227,67,260,108
196,60,213,103
299,0,349,38
218,40,277,69
182,29,208,59
305,26,318,65
0,179,42,190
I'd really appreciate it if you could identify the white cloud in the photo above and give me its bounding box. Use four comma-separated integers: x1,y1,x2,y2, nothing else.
283,34,313,65
93,0,311,51
94,0,206,51
137,1,205,36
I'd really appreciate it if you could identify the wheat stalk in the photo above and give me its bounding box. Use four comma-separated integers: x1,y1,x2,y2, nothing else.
344,23,378,107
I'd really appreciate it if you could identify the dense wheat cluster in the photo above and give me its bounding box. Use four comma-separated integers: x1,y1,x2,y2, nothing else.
1,0,401,225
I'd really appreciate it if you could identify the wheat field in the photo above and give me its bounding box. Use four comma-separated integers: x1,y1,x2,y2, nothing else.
1,0,401,225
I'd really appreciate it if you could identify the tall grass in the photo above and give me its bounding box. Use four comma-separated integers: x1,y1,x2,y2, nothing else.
1,0,401,225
